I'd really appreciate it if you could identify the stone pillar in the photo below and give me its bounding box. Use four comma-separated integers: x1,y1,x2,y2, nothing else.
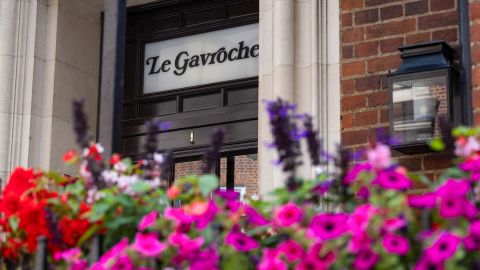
258,0,340,195
0,0,38,186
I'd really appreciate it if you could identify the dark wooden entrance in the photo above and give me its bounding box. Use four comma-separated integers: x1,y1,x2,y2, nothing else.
122,0,259,189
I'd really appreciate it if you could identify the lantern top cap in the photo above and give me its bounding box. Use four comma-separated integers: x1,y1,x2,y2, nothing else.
398,40,454,60
390,40,455,76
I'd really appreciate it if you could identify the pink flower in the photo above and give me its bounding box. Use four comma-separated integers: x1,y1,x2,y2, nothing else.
367,143,391,169
382,234,409,255
357,186,370,200
296,243,335,270
436,179,470,198
132,232,166,257
215,189,240,201
70,260,88,270
274,202,303,227
439,196,465,218
373,170,412,190
278,239,304,262
383,217,407,232
414,258,444,270
348,204,377,233
244,205,269,226
164,207,193,232
455,136,480,157
189,247,220,270
168,232,203,254
348,231,371,253
54,248,81,262
425,232,461,263
310,213,349,240
225,230,259,252
463,221,480,251
111,255,134,270
194,200,217,229
138,210,158,231
96,237,129,266
408,193,437,208
352,248,379,270
258,249,287,270
344,163,372,184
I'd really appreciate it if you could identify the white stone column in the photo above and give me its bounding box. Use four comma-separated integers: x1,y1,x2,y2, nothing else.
0,0,38,186
258,0,340,195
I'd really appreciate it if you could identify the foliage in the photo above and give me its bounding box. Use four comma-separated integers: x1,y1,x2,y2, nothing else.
2,100,480,269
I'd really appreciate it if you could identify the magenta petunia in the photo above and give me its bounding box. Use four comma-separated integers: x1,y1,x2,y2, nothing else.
352,248,379,270
425,232,461,263
278,239,304,262
407,193,437,208
164,207,193,232
382,217,407,232
435,179,470,198
348,231,371,253
168,232,204,257
94,237,129,267
194,200,218,229
274,202,303,227
373,170,412,190
214,189,240,201
343,163,372,184
414,257,445,270
459,158,480,173
357,186,370,200
439,196,465,218
296,243,335,270
382,234,409,255
137,210,158,231
111,255,134,270
225,230,259,252
132,232,166,257
244,205,269,226
348,204,377,233
310,213,349,240
463,221,480,251
189,247,220,270
258,249,287,270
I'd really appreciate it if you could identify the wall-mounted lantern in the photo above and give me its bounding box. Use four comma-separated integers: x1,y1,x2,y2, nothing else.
388,41,461,154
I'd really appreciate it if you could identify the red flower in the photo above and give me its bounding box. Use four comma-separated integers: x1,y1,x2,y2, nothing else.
63,149,78,164
0,193,21,217
2,167,35,196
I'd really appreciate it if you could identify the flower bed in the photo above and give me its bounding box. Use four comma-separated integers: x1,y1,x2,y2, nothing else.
1,99,480,269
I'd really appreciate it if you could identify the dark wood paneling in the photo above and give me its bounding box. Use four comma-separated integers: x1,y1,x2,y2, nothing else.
122,120,257,155
228,0,259,18
138,98,177,118
184,5,225,27
124,0,258,157
141,15,181,35
226,87,257,105
182,91,222,112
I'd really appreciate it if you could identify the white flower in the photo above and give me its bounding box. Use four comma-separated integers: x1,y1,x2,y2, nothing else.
154,153,164,164
114,161,127,172
102,170,119,184
455,136,480,157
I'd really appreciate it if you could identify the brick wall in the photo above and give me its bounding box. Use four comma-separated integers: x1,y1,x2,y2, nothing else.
471,0,480,124
340,0,459,181
174,155,259,198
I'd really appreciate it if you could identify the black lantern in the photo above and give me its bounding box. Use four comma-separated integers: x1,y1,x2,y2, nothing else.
388,41,460,154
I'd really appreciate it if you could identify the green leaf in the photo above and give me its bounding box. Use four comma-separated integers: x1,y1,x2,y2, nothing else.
77,223,99,246
199,175,219,196
131,181,151,194
429,137,445,152
8,216,19,231
221,253,254,270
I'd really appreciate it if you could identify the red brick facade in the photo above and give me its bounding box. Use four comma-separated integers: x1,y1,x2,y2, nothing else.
340,0,462,180
471,0,480,124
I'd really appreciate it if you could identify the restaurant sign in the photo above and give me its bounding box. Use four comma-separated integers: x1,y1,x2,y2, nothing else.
143,23,259,94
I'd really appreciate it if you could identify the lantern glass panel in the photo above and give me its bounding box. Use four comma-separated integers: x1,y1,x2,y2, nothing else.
392,74,448,145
